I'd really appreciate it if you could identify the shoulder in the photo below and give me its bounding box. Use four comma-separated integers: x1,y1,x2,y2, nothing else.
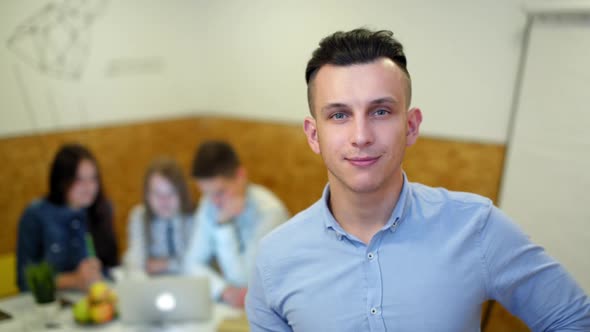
410,181,493,212
20,198,51,222
194,195,213,216
407,182,497,237
127,204,147,227
256,200,323,263
19,199,60,232
248,184,288,212
19,199,42,226
129,204,146,218
23,198,45,212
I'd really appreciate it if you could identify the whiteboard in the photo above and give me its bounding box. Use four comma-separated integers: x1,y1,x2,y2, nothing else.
499,11,590,293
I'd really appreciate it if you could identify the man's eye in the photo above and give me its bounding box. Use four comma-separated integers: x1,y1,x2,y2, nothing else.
331,112,346,120
374,109,389,116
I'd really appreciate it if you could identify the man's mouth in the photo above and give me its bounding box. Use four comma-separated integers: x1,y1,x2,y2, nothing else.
345,156,380,167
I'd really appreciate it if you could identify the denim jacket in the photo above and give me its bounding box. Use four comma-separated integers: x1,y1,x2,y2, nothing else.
16,199,91,291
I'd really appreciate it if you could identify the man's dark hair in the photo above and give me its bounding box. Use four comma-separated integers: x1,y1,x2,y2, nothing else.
305,28,411,115
192,140,240,178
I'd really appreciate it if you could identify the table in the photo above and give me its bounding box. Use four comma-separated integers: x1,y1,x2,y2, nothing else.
0,292,249,332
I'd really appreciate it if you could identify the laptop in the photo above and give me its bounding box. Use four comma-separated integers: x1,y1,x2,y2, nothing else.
116,276,212,324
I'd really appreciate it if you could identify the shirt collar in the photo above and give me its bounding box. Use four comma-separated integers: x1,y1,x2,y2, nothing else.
321,172,412,238
386,172,411,232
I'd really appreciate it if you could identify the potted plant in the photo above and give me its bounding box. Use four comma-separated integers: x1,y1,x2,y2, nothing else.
25,261,59,328
25,261,56,304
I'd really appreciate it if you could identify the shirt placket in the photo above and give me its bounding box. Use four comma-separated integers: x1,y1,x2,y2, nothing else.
365,231,386,332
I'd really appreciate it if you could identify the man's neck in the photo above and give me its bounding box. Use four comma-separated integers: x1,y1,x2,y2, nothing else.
329,171,404,245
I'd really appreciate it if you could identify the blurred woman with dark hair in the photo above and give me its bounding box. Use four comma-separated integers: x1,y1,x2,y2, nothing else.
123,157,194,275
16,143,118,291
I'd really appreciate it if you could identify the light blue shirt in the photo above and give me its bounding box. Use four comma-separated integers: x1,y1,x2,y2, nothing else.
246,176,590,331
183,184,290,298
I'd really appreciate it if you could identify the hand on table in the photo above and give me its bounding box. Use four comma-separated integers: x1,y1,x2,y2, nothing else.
146,258,170,275
221,286,247,308
75,257,102,290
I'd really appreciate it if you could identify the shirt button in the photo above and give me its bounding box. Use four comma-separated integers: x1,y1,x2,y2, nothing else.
370,307,378,315
367,252,375,260
72,219,80,229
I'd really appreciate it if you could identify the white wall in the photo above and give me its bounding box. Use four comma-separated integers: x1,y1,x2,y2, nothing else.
500,13,590,293
0,0,527,142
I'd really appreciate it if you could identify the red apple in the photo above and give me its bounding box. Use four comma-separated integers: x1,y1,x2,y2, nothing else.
89,302,114,324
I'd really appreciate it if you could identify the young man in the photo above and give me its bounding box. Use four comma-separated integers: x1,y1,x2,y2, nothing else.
246,29,590,331
183,141,289,308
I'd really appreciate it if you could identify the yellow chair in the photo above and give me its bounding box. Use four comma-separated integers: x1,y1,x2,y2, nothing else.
0,253,18,298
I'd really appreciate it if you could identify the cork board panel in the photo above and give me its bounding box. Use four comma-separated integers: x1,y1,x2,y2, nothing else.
404,137,505,203
0,116,504,255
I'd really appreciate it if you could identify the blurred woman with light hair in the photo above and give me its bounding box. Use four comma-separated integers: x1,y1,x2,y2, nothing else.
123,157,194,275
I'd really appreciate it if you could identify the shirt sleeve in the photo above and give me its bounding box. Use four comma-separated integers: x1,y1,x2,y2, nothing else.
183,200,215,268
480,205,590,331
182,200,226,298
246,256,292,332
122,205,147,271
16,204,43,292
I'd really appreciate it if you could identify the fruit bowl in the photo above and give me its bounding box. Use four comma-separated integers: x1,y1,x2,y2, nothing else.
74,312,119,326
72,282,118,325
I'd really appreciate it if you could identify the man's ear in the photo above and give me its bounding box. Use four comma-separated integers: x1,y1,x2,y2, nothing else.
406,107,422,146
303,116,321,154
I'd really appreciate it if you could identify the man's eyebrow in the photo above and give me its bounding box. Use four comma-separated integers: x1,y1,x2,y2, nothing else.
320,103,349,113
369,97,398,105
320,97,399,113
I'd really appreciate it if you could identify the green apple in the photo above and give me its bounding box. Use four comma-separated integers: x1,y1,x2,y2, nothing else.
73,298,90,323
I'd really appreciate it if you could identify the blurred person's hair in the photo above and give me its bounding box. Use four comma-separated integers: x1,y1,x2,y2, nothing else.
192,141,241,179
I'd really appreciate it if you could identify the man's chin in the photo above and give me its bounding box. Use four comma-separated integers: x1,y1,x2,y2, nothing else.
352,186,381,194
328,170,381,194
344,179,384,194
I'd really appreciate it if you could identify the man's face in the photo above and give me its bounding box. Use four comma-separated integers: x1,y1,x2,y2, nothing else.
304,58,422,194
196,171,244,209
